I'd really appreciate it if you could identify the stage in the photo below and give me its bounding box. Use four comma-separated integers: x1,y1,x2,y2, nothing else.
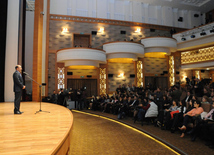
0,102,73,155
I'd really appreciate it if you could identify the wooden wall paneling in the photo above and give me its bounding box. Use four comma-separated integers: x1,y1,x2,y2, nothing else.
32,0,44,101
45,0,50,96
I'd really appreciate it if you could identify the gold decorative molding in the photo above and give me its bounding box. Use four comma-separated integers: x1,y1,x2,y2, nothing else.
169,56,175,86
181,46,214,64
99,68,106,95
137,61,143,87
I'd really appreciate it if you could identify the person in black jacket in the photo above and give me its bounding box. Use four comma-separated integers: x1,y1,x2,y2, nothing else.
13,65,25,114
58,89,65,106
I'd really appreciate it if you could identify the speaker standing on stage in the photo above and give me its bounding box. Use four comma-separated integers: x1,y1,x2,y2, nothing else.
13,65,25,114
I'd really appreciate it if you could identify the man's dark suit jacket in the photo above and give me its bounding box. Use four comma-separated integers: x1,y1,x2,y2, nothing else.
13,71,23,92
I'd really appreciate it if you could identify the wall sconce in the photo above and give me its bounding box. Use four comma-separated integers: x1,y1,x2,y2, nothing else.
62,27,69,33
135,28,141,33
183,75,187,81
98,27,104,33
118,73,125,78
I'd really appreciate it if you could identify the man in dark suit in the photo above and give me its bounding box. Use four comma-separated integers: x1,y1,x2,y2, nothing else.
183,91,192,104
13,65,25,114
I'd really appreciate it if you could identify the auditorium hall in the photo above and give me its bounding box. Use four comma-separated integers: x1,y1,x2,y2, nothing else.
1,0,214,154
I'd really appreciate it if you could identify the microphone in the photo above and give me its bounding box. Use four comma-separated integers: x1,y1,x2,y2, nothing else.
23,72,29,75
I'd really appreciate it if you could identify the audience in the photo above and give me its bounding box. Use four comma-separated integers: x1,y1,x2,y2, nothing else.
49,76,214,149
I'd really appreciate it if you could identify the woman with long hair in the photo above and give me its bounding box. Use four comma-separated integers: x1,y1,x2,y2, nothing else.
179,100,204,138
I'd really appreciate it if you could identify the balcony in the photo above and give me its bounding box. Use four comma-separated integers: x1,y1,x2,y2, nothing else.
57,48,106,67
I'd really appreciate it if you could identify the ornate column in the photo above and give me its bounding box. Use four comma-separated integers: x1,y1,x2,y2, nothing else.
136,59,144,87
56,63,66,91
169,55,175,86
99,64,107,95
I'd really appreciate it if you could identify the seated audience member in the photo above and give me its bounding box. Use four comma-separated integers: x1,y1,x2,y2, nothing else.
100,95,110,112
136,98,158,126
179,100,204,138
126,84,131,92
203,87,210,97
201,95,210,104
161,95,170,110
142,98,148,106
104,96,116,113
118,96,128,119
89,95,98,110
113,96,122,115
183,91,192,105
185,99,195,113
133,99,144,122
127,96,132,105
170,100,187,133
128,96,139,113
188,102,214,142
157,100,178,128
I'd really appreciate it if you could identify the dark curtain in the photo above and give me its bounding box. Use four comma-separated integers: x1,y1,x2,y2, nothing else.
67,79,97,97
0,0,8,102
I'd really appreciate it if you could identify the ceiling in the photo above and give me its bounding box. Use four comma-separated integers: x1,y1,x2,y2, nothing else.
131,0,214,13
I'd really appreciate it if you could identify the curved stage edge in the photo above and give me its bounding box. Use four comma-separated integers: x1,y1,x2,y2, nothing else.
0,102,73,155
72,110,184,155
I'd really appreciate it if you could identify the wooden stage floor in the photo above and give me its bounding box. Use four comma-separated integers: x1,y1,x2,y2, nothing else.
0,102,73,155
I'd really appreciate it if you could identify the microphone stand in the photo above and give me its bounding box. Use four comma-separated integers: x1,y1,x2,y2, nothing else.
24,73,50,114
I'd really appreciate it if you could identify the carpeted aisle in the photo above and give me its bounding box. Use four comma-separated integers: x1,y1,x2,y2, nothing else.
70,111,178,155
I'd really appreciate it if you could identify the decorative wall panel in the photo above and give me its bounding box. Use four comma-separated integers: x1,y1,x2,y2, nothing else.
144,57,167,74
181,46,214,64
137,61,143,87
49,20,171,51
58,67,65,89
100,68,106,95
